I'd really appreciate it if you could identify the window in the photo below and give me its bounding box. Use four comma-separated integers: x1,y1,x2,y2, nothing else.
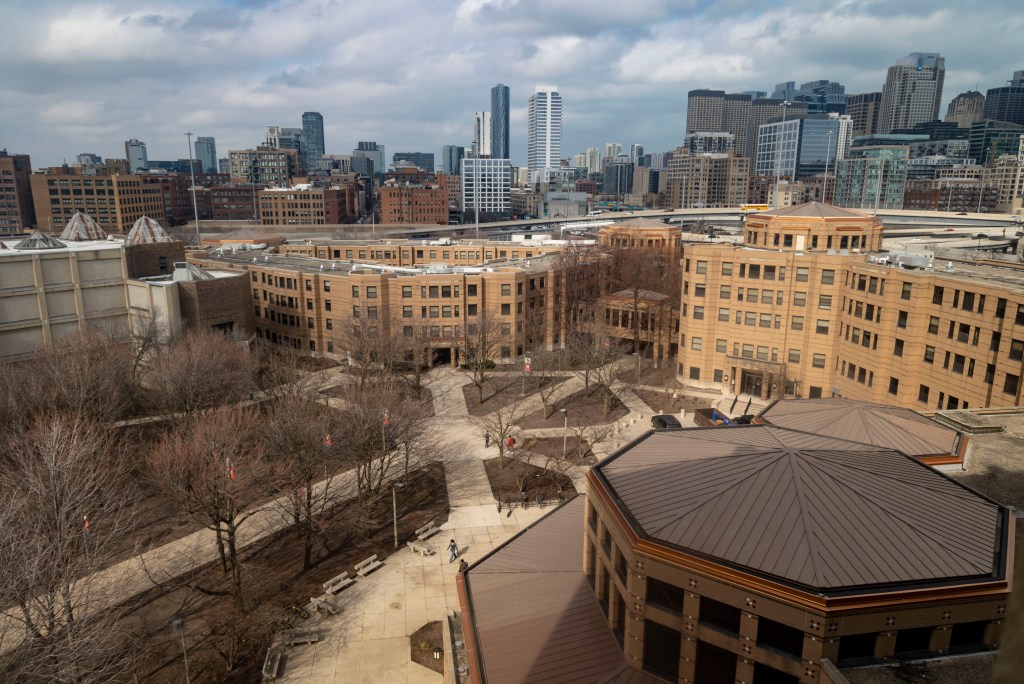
716,339,727,353
501,284,511,296
932,286,944,305
746,288,758,301
467,304,478,316
927,316,939,334
793,291,806,306
818,295,832,310
643,621,681,681
695,260,707,274
689,366,701,380
326,319,333,330
324,300,331,311
757,617,805,658
1005,373,1021,396
897,311,908,329
821,269,835,285
837,633,879,666
791,316,804,331
888,377,900,395
645,578,683,614
1011,340,1024,361
403,306,413,318
468,284,478,296
713,369,724,382
815,320,830,335
918,385,930,403
429,306,440,318
366,286,377,299
894,627,933,658
894,339,904,357
901,282,912,300
351,286,359,298
995,298,1006,318
761,290,773,304
721,262,733,275
693,306,705,320
501,303,510,315
788,349,801,363
718,308,730,322
1017,304,1024,326
699,597,740,634
694,284,706,297
748,264,761,278
796,267,808,282
742,344,753,358
744,312,756,326
691,337,702,350
719,285,731,299
952,354,966,374
812,353,826,368
323,281,331,292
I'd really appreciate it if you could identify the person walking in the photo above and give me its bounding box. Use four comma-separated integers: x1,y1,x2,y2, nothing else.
484,431,491,448
448,539,459,563
458,559,469,573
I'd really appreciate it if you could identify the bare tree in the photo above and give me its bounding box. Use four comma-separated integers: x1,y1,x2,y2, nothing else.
527,346,567,420
388,314,435,399
144,329,258,416
468,394,529,467
460,307,511,404
0,413,142,683
335,316,394,395
148,408,271,613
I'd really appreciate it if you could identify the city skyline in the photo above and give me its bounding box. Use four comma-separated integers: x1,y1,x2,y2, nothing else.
2,0,1022,168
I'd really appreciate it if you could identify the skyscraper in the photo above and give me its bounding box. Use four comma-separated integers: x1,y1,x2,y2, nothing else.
722,93,753,157
878,53,946,134
847,92,882,137
945,91,986,128
490,84,510,160
527,86,563,182
124,139,148,173
604,143,622,159
792,80,847,114
354,142,385,177
442,145,466,175
302,112,325,169
685,91,753,157
194,136,217,173
392,152,435,172
983,71,1024,127
629,144,645,165
586,147,602,173
473,112,492,157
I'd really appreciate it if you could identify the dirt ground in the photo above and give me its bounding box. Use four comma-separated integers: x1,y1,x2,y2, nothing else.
522,436,597,466
292,356,342,372
482,457,576,505
518,384,629,429
321,384,435,416
409,621,444,674
121,462,450,683
635,389,714,415
462,374,565,417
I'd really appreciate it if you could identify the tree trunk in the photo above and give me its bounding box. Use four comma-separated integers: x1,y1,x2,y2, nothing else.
225,523,245,614
214,525,228,574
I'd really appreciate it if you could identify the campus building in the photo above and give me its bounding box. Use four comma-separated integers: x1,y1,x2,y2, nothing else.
457,416,1011,683
677,202,1024,411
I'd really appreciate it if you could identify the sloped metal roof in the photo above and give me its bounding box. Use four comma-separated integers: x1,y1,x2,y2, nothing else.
753,202,870,219
59,211,107,241
126,216,172,244
464,497,660,684
14,230,67,250
596,426,1005,592
758,398,959,457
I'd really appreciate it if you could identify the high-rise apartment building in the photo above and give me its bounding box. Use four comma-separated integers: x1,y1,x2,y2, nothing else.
490,84,510,160
968,121,1024,163
983,71,1024,127
527,86,563,183
354,142,385,177
441,146,466,175
392,152,435,172
686,90,725,134
462,158,512,217
604,143,622,160
665,150,749,209
755,117,844,181
125,139,148,173
629,144,644,165
266,126,305,168
603,158,633,196
878,53,946,133
683,133,735,155
586,147,602,173
302,112,325,169
722,94,753,157
833,146,909,210
846,92,882,137
792,79,847,114
748,99,809,160
945,91,986,128
193,137,217,173
473,111,492,158
0,151,36,230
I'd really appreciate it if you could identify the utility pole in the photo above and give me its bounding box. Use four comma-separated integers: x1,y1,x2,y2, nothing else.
185,132,201,246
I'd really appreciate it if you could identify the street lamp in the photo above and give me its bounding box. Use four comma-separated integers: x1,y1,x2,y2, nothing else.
171,618,191,684
185,132,201,246
392,482,405,549
634,351,642,386
559,408,568,459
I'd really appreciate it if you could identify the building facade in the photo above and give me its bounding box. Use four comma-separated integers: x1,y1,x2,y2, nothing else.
665,150,750,209
490,83,510,160
30,170,167,235
846,92,882,137
878,53,946,134
983,71,1024,127
461,158,512,217
945,91,986,128
301,112,325,169
473,111,492,158
0,151,36,231
257,185,356,225
228,147,301,187
379,182,447,225
441,146,465,175
194,136,217,174
833,146,909,210
392,152,435,172
125,139,148,173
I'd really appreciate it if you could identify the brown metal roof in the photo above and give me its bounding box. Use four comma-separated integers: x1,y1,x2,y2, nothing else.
463,497,661,684
758,398,959,458
753,201,870,219
596,425,1005,592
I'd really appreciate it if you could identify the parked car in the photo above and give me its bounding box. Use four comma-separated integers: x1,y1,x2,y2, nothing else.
651,414,682,429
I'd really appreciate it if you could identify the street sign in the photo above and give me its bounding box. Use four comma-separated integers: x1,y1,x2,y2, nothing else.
524,357,532,373
382,409,390,426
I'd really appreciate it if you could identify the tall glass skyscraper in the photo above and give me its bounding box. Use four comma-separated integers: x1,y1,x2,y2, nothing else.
442,145,466,175
302,111,325,169
194,136,217,173
527,86,562,183
490,83,510,160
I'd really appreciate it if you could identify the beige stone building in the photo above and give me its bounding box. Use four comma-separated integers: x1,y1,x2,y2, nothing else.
677,202,1024,411
30,169,167,235
665,150,749,209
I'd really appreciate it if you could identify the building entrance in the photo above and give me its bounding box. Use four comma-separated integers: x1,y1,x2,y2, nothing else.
741,370,763,398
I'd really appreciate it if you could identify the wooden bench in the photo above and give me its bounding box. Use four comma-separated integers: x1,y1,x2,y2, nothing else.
263,646,284,680
355,554,383,577
407,541,435,556
280,628,320,646
415,519,440,541
323,571,354,594
310,595,341,616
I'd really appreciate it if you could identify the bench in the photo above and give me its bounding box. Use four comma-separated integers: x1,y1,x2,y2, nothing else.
355,554,383,577
280,628,320,646
415,519,440,541
323,571,354,594
263,646,284,679
407,541,435,556
310,595,341,616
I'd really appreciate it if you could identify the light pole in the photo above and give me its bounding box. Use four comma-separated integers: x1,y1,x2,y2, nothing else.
392,482,405,549
772,101,791,208
634,351,642,386
560,408,568,459
822,130,833,203
172,618,191,684
185,132,201,246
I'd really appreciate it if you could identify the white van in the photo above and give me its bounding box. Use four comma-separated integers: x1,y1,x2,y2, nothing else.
587,210,603,216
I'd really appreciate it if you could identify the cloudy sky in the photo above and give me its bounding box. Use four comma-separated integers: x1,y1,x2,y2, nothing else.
2,0,1021,169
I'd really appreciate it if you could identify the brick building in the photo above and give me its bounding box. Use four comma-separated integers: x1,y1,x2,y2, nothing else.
258,184,357,225
228,147,300,187
379,180,447,225
30,168,167,235
0,151,36,231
